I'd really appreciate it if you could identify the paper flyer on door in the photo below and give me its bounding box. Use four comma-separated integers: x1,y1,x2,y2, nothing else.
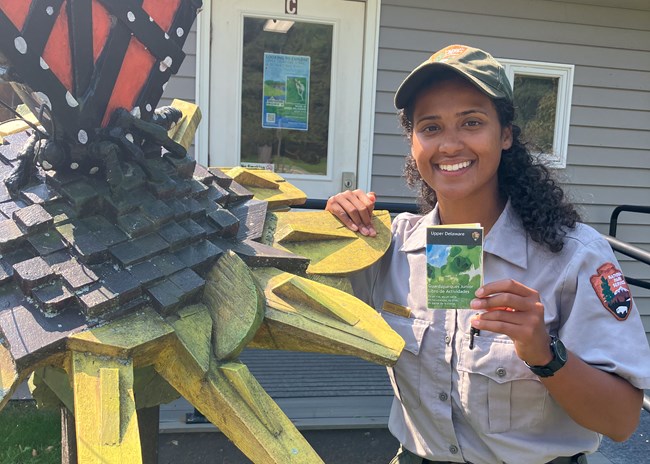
262,52,310,130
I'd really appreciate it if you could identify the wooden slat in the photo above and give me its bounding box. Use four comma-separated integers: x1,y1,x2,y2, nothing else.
381,4,650,52
381,0,650,29
564,165,650,188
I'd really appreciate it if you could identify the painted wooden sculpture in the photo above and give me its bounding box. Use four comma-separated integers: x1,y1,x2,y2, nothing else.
0,2,404,463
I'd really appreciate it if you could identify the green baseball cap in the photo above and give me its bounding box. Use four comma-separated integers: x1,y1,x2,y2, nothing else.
394,44,513,109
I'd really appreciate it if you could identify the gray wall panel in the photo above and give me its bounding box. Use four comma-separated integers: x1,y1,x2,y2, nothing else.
161,24,197,107
564,166,650,188
382,0,650,29
569,147,650,169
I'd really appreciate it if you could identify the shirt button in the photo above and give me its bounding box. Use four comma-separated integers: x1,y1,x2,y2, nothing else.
496,367,507,377
439,392,448,401
445,335,451,344
449,445,459,454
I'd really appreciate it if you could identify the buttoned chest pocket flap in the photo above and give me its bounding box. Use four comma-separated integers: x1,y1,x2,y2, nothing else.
457,336,548,433
380,311,429,409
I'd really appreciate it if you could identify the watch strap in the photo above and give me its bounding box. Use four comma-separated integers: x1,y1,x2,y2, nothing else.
525,336,567,378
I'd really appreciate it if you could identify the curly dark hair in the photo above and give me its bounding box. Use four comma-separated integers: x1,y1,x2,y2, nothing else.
399,97,580,253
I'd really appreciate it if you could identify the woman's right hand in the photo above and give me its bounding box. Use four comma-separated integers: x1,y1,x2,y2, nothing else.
325,189,377,236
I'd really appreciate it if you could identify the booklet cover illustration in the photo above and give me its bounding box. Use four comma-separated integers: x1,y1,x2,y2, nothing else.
426,225,483,309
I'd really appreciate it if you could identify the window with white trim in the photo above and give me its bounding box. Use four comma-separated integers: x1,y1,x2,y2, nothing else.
499,59,574,168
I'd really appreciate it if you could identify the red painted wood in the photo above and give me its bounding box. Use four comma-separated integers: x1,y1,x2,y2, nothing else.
0,0,31,31
101,37,155,126
142,0,181,32
91,0,111,62
43,0,73,92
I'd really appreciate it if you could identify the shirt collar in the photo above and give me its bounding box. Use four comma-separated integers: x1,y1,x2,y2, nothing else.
399,205,441,253
398,200,529,270
483,200,528,269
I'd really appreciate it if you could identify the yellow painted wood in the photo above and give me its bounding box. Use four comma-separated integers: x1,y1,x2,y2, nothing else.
220,363,284,437
67,306,174,362
168,99,202,151
154,339,324,463
0,341,18,409
30,363,181,412
100,368,120,445
226,167,282,189
264,210,392,275
250,267,404,366
30,365,74,412
131,365,180,409
203,251,265,361
224,167,307,210
0,119,31,137
166,304,212,373
71,351,142,463
0,105,39,138
307,274,354,295
0,173,402,464
274,275,360,325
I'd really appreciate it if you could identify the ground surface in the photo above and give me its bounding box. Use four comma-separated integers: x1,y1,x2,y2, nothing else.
158,409,650,464
158,428,399,464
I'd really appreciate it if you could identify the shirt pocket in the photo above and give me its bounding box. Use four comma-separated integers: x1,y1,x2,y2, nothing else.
457,335,548,434
380,311,429,410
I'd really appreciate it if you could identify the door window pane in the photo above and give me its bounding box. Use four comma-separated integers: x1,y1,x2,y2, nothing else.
241,17,332,175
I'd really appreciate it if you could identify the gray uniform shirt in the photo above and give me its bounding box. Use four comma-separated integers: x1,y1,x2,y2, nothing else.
351,202,650,464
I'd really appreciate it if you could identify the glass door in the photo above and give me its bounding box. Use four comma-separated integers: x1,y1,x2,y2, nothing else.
209,0,365,199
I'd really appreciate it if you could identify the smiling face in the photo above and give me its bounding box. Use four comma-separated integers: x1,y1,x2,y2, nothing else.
410,76,512,215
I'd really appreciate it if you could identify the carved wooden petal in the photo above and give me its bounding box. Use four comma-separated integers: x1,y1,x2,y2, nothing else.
265,210,392,276
225,167,307,210
251,267,404,366
273,275,360,326
202,251,265,361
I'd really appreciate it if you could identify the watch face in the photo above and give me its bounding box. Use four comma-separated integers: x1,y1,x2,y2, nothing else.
553,338,568,363
525,336,568,377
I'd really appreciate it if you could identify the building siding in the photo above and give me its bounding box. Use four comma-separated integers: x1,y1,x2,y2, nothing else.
162,24,197,156
162,23,197,106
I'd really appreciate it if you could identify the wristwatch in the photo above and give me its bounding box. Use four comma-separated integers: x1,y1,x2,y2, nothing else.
525,335,567,377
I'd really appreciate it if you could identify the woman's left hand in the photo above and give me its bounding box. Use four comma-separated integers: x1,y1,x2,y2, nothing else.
470,279,552,366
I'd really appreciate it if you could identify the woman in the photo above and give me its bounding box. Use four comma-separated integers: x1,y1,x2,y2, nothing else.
326,45,650,464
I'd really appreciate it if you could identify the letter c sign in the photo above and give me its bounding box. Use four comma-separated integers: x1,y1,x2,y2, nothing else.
285,0,297,15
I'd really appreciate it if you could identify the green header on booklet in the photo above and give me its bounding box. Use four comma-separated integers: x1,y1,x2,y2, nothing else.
426,224,483,309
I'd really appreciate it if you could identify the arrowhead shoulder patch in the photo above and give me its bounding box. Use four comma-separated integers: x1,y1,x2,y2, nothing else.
589,263,633,321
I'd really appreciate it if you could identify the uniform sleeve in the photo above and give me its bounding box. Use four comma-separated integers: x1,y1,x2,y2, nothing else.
558,236,650,389
348,260,381,307
348,213,410,308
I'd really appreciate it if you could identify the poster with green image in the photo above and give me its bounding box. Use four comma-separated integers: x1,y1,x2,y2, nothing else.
262,53,310,130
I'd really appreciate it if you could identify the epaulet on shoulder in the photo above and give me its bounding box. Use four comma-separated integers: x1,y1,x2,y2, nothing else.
393,211,423,224
563,222,605,247
392,211,424,233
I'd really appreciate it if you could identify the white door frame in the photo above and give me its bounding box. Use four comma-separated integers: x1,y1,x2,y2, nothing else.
194,0,381,194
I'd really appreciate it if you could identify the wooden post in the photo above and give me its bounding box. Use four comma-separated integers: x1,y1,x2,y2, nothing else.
59,391,160,464
138,406,160,464
61,406,77,464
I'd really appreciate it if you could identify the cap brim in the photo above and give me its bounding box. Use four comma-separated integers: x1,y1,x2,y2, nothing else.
394,62,502,110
